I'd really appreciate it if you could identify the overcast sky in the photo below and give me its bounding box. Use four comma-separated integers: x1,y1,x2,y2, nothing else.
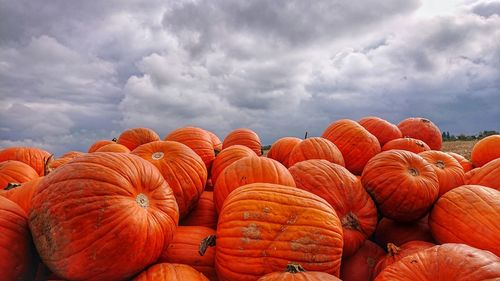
1,0,499,155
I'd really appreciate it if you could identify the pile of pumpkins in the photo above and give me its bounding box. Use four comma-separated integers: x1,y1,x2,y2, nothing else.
0,116,499,281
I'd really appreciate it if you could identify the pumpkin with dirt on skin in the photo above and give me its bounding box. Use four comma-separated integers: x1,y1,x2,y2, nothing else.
165,127,216,170
0,146,52,176
465,158,500,190
374,243,500,281
257,264,342,281
340,240,386,281
28,153,179,281
419,150,465,197
361,150,439,222
210,145,256,185
215,183,344,280
446,152,473,172
133,263,209,281
358,116,402,146
222,128,263,156
471,134,500,167
181,191,217,229
117,127,160,151
429,184,500,256
397,117,442,150
266,137,302,168
382,137,430,154
0,160,39,190
287,137,345,167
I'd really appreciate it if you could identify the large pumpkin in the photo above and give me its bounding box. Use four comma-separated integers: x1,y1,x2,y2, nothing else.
374,216,434,247
165,127,216,170
0,146,52,176
374,243,500,280
117,127,160,151
446,152,473,172
159,226,216,280
419,150,465,197
210,145,256,185
133,263,209,281
181,191,217,229
266,137,302,168
222,128,263,156
95,143,130,153
0,177,43,214
382,137,430,154
87,139,115,153
340,240,385,281
213,156,296,213
216,183,344,280
28,153,179,281
397,117,442,150
358,116,402,146
289,160,377,257
206,130,223,153
0,196,37,281
0,160,39,189
471,134,500,167
465,158,499,190
257,264,341,281
131,141,207,219
361,150,439,222
287,137,345,167
429,184,500,256
322,119,381,175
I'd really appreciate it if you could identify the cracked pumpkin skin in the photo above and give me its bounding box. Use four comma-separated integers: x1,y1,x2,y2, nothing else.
215,183,343,281
28,152,179,281
289,159,377,257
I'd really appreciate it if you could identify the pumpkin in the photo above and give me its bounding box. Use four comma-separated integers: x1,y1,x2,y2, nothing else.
287,137,345,167
257,263,341,281
289,159,377,257
471,134,500,167
372,241,435,279
358,116,402,146
361,150,439,222
222,128,263,156
382,137,430,153
340,240,385,281
95,143,131,153
48,151,84,171
0,177,43,214
165,127,216,170
397,117,442,150
0,196,37,281
206,130,223,153
374,243,500,280
0,146,52,176
446,152,473,172
210,145,256,185
465,158,500,190
159,226,216,280
131,141,207,219
87,140,115,153
374,216,434,247
215,183,344,280
28,153,179,281
181,191,218,229
419,151,465,197
117,127,160,151
133,263,209,281
429,184,500,256
213,156,296,213
266,137,302,168
322,119,381,175
0,160,39,189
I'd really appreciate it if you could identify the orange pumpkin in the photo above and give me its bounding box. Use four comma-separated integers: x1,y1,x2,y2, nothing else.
287,137,345,167
0,146,52,176
133,263,209,281
266,137,302,168
28,153,179,281
419,151,465,197
213,156,296,213
165,127,216,170
471,134,500,167
205,130,223,153
289,160,377,257
216,183,344,280
210,145,256,185
374,244,500,280
181,191,218,229
397,117,442,150
465,158,499,190
429,184,500,256
0,177,43,214
95,143,131,153
0,160,39,189
358,116,402,146
322,119,381,175
340,240,385,281
382,137,430,153
446,152,473,172
222,128,263,156
374,216,434,247
361,150,439,222
48,151,84,171
87,139,115,153
117,127,160,151
131,141,207,219
257,264,341,281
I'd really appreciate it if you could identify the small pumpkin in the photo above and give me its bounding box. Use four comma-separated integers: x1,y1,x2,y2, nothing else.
340,240,385,281
446,152,473,172
465,158,499,190
257,263,341,281
0,177,43,214
165,127,216,170
133,263,209,281
48,151,84,171
358,116,402,146
222,128,263,156
471,134,500,167
287,137,345,167
0,146,52,176
0,160,39,190
266,137,302,168
205,130,223,153
210,145,256,185
382,137,430,153
374,216,434,247
87,139,115,153
181,191,218,229
419,150,465,197
397,117,442,150
117,127,160,151
95,143,131,153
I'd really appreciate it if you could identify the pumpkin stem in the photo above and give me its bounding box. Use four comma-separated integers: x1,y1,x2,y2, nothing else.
436,160,445,169
408,167,419,176
304,131,308,139
387,243,401,256
214,149,220,156
44,154,54,176
4,182,22,190
285,263,306,273
341,212,363,232
112,138,117,142
199,235,216,256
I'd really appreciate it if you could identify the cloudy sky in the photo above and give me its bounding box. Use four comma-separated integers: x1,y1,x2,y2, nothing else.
1,0,499,155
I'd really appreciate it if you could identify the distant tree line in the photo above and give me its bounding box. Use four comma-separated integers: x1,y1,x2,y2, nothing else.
442,130,499,141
